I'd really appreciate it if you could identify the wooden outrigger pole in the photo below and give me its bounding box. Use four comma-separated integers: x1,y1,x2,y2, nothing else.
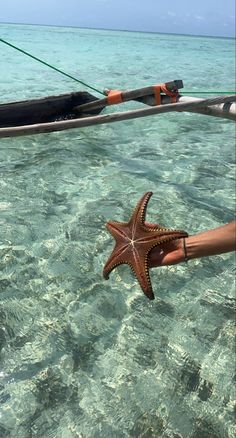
73,80,236,121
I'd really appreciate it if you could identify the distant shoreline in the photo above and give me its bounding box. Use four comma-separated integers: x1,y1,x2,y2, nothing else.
0,21,234,40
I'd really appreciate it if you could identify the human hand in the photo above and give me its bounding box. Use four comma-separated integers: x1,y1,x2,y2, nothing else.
145,222,185,267
148,239,185,267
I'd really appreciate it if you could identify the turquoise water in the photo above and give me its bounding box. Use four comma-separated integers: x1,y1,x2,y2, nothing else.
0,23,235,437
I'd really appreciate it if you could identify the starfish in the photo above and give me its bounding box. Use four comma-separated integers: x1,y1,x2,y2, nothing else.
103,191,188,300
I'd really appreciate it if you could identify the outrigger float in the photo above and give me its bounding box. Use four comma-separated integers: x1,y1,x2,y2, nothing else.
0,80,235,138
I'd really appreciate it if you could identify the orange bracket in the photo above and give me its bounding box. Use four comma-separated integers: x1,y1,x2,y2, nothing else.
161,83,179,103
153,83,179,105
107,90,123,105
153,85,162,105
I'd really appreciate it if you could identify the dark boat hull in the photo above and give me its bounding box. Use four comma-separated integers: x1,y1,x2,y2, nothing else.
0,91,101,128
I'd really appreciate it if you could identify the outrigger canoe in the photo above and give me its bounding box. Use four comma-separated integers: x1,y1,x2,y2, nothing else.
0,80,235,138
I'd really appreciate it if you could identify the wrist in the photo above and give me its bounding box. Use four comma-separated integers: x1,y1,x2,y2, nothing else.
182,237,189,262
183,236,198,260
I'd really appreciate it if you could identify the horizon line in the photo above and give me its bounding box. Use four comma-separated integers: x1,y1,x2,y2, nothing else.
0,20,235,40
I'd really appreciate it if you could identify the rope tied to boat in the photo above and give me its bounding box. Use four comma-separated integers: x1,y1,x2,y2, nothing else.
1,37,235,98
0,37,105,96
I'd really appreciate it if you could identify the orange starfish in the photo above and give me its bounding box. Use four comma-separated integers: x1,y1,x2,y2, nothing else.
103,192,188,300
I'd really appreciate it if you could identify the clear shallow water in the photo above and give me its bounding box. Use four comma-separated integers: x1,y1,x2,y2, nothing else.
0,23,235,438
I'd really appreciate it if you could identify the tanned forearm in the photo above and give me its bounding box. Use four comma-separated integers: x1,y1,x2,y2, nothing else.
185,220,236,260
148,220,236,268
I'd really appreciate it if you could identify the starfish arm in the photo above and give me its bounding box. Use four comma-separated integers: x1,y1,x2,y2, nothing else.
130,248,155,300
137,229,188,245
129,191,153,231
103,244,129,279
106,220,131,241
104,244,154,300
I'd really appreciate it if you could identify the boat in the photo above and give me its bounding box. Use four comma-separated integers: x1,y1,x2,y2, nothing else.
0,80,235,138
0,90,102,131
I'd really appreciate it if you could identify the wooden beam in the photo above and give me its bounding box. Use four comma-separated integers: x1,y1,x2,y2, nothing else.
73,80,183,113
140,95,236,121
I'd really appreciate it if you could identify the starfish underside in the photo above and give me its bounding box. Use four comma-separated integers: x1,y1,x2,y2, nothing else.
103,191,188,300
